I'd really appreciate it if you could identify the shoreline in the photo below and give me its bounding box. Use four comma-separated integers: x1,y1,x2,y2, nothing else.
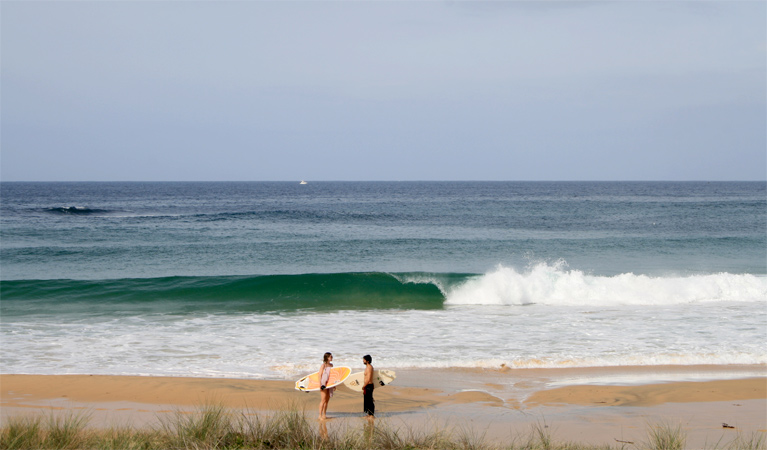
2,365,765,447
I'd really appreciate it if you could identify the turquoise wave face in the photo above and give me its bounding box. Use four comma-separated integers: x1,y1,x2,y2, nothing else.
0,272,452,315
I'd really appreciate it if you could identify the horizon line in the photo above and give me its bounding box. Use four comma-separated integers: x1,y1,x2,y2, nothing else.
1,179,765,183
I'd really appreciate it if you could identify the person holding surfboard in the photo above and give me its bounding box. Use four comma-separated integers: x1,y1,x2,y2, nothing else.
362,354,375,418
318,352,334,420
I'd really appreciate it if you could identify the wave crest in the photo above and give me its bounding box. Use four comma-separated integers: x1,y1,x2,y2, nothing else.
45,206,111,215
445,262,767,306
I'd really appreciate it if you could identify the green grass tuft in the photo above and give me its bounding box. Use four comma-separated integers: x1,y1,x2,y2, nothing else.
643,422,686,450
1,415,43,450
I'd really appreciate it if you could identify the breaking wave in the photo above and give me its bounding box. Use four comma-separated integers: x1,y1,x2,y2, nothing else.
444,262,767,306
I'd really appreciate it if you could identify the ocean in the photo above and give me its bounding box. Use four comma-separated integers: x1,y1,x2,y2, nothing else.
1,181,765,380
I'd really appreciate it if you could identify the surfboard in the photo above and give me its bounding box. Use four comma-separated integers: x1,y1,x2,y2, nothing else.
343,369,396,392
295,366,351,392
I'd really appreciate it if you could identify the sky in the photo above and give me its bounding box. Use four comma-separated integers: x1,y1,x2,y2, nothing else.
1,1,765,182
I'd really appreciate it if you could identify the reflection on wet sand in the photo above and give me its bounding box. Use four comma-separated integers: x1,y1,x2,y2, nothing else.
318,419,328,441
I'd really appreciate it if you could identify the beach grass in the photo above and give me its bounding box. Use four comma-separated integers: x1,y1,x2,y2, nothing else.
1,404,764,450
643,422,686,450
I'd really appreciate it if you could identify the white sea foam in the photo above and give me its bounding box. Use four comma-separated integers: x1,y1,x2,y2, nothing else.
3,297,766,379
444,263,767,306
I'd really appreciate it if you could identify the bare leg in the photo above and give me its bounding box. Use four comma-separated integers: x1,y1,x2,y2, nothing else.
319,389,330,420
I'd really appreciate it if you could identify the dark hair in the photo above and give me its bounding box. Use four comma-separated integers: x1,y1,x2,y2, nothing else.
323,352,332,363
363,354,372,363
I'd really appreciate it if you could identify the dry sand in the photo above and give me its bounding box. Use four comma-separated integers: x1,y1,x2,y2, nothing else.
2,365,765,448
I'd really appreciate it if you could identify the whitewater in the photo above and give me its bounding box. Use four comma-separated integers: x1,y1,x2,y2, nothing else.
439,262,767,306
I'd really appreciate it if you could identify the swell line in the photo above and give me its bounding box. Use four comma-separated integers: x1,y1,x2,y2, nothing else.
0,272,448,315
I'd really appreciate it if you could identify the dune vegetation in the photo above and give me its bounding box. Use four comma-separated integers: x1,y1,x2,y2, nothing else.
1,404,764,450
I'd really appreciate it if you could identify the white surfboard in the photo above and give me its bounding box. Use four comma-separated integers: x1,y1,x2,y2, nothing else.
343,369,396,392
295,366,351,392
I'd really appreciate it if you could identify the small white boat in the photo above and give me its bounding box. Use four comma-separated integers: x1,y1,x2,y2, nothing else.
300,180,308,185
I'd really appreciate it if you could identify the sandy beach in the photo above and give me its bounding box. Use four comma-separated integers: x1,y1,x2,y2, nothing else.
2,365,765,448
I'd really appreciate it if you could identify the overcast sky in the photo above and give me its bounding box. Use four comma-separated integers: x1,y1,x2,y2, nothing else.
2,1,765,181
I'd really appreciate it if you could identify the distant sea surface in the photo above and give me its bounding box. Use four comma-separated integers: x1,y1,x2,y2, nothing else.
1,181,765,379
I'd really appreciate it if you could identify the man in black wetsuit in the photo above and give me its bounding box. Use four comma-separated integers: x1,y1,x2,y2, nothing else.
362,354,375,418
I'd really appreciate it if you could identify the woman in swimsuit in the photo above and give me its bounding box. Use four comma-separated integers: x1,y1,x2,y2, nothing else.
318,352,334,420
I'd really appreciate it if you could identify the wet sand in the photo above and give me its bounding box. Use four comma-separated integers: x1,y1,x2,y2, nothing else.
2,365,765,448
